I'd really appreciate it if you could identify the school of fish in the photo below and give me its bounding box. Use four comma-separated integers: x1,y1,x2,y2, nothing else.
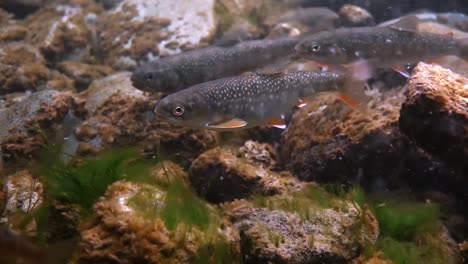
130,15,468,131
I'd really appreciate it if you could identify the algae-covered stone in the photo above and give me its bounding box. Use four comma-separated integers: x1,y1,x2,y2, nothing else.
58,61,113,91
76,74,216,162
80,181,240,263
190,142,298,203
98,0,216,69
0,43,49,94
0,90,83,163
2,170,43,216
399,63,468,192
280,91,405,190
24,3,103,62
224,185,379,263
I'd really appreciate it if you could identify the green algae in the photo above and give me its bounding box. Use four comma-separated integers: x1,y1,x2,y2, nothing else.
195,239,233,264
39,148,154,212
161,179,211,231
373,202,439,240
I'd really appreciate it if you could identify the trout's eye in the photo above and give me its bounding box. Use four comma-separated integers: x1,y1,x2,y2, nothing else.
311,44,320,52
173,105,185,116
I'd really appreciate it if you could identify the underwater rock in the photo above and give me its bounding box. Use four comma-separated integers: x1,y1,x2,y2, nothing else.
280,91,407,190
46,202,81,243
264,7,339,33
189,142,299,203
1,170,43,217
76,73,216,163
23,2,103,62
399,63,468,191
98,0,216,69
58,61,113,91
0,90,82,163
80,181,240,263
0,24,27,43
339,4,375,27
150,160,189,186
214,19,264,46
224,186,379,263
280,90,457,193
0,43,49,94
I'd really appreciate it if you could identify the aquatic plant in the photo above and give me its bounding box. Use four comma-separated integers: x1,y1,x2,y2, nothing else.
161,178,212,231
39,147,154,212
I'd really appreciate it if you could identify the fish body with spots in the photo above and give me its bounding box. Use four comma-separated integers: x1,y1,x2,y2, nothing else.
131,37,299,93
154,71,349,131
295,16,468,78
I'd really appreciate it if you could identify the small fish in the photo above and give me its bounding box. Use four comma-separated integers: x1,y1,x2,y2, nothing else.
0,227,76,264
131,37,299,93
295,16,468,79
154,71,366,131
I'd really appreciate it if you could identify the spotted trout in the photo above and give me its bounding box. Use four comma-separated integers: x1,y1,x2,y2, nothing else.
131,37,299,93
295,16,468,78
154,71,366,131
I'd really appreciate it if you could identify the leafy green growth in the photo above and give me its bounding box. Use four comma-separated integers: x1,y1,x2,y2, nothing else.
194,239,232,264
40,148,153,212
161,179,211,231
372,202,439,240
377,237,445,264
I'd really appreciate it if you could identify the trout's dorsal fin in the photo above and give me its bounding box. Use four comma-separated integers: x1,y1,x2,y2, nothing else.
255,71,285,77
388,15,420,33
207,118,247,130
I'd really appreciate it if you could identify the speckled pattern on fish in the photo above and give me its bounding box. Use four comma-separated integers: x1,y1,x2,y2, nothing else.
154,71,346,130
131,37,299,93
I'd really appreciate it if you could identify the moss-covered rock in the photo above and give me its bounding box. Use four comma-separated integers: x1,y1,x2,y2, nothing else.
80,181,240,263
223,184,379,264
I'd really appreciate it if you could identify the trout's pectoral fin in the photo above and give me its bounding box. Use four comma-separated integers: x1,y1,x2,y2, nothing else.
391,65,411,78
388,15,420,33
207,118,248,129
267,115,287,129
296,100,307,108
336,79,371,111
343,60,374,81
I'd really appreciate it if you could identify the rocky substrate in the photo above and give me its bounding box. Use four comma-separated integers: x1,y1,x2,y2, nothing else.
0,1,467,263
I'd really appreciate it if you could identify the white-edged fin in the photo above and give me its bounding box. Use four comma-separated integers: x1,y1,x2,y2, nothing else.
343,59,374,81
392,65,411,78
266,115,287,129
207,118,247,130
388,15,420,32
272,124,287,129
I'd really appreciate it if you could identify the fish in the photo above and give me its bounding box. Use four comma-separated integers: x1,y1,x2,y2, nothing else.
0,227,76,264
154,71,366,131
295,16,468,79
131,37,299,93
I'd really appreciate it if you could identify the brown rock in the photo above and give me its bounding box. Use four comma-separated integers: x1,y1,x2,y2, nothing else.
0,25,27,42
1,170,43,216
0,90,83,162
399,63,467,190
189,142,299,203
281,90,456,192
58,61,112,91
280,91,406,189
0,43,49,94
24,3,103,62
339,4,375,27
